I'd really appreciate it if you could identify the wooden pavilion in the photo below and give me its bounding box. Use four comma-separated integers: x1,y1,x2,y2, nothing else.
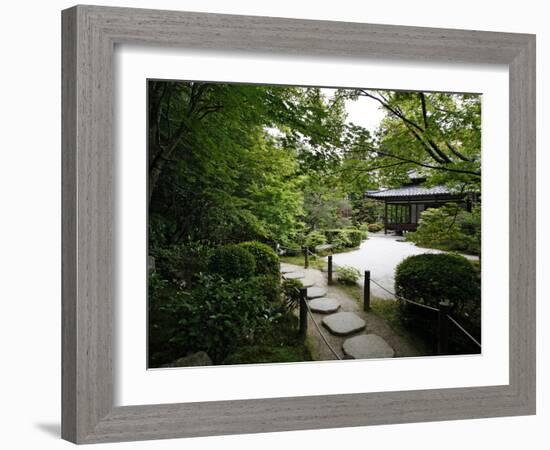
365,173,469,235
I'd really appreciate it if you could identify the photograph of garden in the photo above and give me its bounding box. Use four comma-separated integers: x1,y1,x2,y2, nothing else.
147,80,482,368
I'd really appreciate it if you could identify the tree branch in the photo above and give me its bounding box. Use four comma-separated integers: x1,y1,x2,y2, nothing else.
349,145,481,177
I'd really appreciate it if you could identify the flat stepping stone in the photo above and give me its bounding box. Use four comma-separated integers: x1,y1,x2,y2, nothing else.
342,334,395,359
280,264,297,273
283,271,305,280
300,278,315,288
322,312,366,336
306,286,327,299
308,297,340,314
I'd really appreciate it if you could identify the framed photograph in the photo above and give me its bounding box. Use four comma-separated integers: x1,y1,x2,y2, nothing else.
62,5,536,444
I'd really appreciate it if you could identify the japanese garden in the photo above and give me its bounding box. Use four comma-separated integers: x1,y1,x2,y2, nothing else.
147,81,482,368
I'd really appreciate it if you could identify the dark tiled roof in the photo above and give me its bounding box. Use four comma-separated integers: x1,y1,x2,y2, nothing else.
366,185,455,199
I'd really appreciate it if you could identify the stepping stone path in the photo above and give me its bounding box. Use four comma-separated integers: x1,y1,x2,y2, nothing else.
309,297,340,314
283,272,305,280
322,312,366,336
280,262,393,359
306,287,327,299
280,263,296,274
342,334,395,359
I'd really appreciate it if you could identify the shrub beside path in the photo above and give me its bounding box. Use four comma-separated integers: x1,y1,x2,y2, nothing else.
282,262,428,361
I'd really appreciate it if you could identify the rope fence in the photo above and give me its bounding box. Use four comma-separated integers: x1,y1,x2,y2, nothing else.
325,255,481,353
279,243,481,355
284,284,342,360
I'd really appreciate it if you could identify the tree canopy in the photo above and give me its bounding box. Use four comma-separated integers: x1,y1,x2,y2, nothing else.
149,81,481,250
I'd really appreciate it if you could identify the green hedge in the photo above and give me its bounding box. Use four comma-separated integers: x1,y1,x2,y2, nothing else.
324,228,363,249
395,253,481,353
395,253,479,309
346,230,363,247
238,241,279,277
208,244,256,280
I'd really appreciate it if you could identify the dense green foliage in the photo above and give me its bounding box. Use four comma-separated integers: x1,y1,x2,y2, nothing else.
395,253,481,353
208,244,256,280
351,198,384,225
345,229,363,247
407,204,481,255
338,90,481,193
337,266,361,285
238,241,280,277
154,273,271,363
324,228,363,249
304,231,327,249
151,241,213,285
223,315,312,364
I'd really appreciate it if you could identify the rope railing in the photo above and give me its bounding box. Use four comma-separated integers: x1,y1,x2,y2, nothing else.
324,257,481,353
284,284,342,360
446,314,482,348
369,279,440,312
303,295,342,360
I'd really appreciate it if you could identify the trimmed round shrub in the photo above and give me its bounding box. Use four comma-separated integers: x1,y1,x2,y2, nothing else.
238,241,279,277
208,244,256,280
395,253,480,311
395,253,481,354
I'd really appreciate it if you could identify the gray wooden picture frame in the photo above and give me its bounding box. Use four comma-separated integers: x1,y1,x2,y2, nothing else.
61,4,536,444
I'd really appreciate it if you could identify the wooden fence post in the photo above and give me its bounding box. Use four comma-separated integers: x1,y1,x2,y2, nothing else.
363,270,371,311
299,288,308,339
438,300,451,355
303,246,309,269
328,255,333,285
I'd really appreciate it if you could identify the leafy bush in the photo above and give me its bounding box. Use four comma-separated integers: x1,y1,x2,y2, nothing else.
407,204,481,255
330,232,352,250
161,274,271,363
253,274,281,303
395,253,479,310
337,265,361,285
151,241,213,285
345,229,363,247
324,228,363,249
223,313,312,364
367,223,383,233
238,241,279,277
358,223,370,239
305,231,327,249
148,272,181,367
208,244,256,280
395,253,481,353
281,278,304,311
